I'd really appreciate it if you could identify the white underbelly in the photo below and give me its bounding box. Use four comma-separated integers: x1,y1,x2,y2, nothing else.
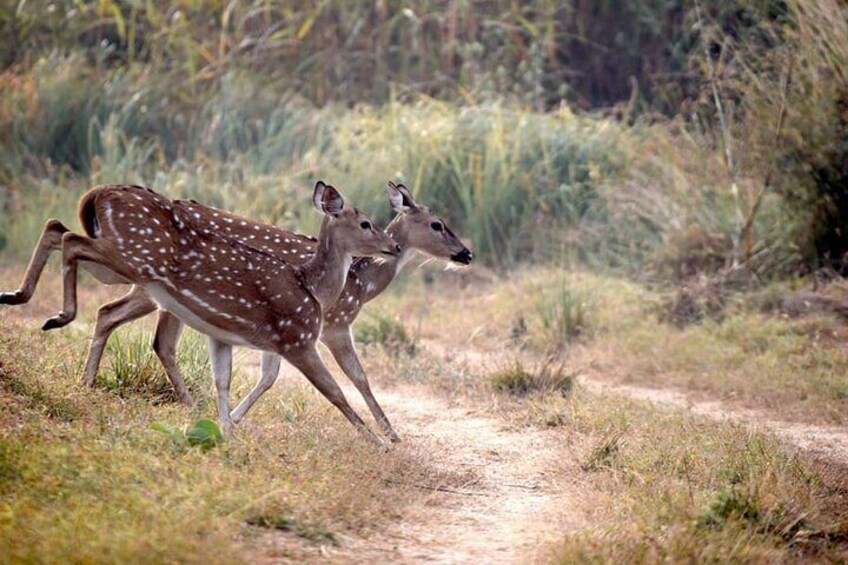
144,283,254,347
80,261,131,284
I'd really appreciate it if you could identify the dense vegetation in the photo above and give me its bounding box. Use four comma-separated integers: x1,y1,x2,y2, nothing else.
0,0,846,278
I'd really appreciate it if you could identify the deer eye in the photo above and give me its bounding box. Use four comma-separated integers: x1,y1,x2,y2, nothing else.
430,221,444,232
360,221,372,230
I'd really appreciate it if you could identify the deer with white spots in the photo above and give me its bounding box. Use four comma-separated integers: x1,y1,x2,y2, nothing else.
1,182,472,442
0,181,400,442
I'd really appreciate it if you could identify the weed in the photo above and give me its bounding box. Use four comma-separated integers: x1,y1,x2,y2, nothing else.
533,278,592,352
354,310,417,356
580,428,625,472
697,488,761,530
488,359,573,397
103,327,210,406
245,512,337,546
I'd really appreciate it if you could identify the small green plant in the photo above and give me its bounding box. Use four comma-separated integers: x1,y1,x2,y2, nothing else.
151,419,223,452
354,311,417,356
697,488,761,530
580,428,625,472
488,359,573,397
534,280,592,352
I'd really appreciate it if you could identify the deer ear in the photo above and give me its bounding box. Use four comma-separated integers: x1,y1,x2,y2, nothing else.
313,181,344,216
387,181,417,212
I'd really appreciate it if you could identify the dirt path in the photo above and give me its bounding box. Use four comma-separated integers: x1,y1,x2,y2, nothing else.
327,384,589,563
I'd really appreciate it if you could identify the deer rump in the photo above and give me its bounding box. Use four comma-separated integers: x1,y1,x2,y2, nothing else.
77,184,324,352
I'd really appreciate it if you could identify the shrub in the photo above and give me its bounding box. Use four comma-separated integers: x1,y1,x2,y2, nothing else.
353,311,417,356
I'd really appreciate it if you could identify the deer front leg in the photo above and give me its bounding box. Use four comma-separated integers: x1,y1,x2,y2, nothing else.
152,310,193,406
42,232,131,331
285,344,383,446
322,325,400,442
208,338,235,437
83,286,157,387
0,219,69,305
230,351,282,424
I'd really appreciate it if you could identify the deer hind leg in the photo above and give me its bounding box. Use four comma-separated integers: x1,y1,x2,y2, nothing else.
322,325,400,442
230,351,282,424
0,219,69,305
42,232,133,331
83,286,157,387
208,338,235,437
152,310,193,406
284,344,383,446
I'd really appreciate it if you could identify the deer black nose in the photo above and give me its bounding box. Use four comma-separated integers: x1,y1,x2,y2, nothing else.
450,248,473,265
395,244,402,254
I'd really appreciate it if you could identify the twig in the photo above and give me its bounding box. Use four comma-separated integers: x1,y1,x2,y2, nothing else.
411,483,489,497
739,54,795,274
694,0,735,175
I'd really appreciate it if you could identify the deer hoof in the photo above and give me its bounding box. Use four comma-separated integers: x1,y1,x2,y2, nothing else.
0,291,26,305
388,432,402,443
42,314,73,331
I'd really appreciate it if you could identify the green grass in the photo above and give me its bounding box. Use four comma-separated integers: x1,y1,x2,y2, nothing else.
104,326,211,406
353,309,418,357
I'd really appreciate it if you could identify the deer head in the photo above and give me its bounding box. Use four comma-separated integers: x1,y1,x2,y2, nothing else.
386,181,473,265
313,180,400,262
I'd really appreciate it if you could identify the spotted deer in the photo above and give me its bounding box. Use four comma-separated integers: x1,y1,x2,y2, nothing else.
20,182,472,442
0,181,400,441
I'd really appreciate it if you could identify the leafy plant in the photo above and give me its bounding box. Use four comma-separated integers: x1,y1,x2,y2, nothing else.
151,419,223,452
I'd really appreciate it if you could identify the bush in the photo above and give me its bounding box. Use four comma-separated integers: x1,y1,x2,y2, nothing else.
353,311,417,357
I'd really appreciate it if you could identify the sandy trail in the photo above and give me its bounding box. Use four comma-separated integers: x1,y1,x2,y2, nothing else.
331,385,587,563
254,351,591,564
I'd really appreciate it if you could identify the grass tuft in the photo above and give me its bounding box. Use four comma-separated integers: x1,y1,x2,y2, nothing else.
354,310,418,357
104,326,211,406
532,277,593,352
488,358,573,398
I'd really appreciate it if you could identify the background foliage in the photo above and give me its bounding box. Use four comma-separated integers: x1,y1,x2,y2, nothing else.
0,0,846,279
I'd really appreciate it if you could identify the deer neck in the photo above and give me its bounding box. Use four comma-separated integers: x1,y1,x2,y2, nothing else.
297,217,352,310
349,215,412,304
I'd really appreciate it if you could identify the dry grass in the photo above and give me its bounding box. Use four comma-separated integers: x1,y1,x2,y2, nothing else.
0,313,462,562
547,391,848,563
364,268,848,561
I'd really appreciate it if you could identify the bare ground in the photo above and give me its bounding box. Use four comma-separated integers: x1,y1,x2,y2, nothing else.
248,356,597,564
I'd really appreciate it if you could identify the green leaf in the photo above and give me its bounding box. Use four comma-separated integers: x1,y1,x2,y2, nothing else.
185,419,223,450
151,421,186,448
